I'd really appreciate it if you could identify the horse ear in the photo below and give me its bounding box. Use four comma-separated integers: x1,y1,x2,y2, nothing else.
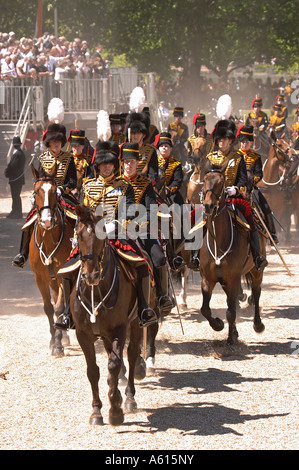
31,163,39,179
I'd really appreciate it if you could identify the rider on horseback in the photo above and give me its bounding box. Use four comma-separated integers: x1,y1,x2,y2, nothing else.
54,141,158,330
205,123,268,271
12,121,78,269
121,142,174,315
187,113,213,164
156,132,185,271
236,124,278,244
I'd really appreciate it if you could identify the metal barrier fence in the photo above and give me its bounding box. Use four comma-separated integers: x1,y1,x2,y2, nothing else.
0,68,157,123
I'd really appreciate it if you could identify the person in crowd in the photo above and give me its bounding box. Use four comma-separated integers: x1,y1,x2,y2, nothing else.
4,135,25,219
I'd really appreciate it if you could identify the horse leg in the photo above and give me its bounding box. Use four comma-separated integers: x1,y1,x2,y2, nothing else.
105,327,126,426
34,275,64,357
125,319,142,413
146,321,159,375
223,280,240,345
200,276,224,331
76,328,103,425
249,270,265,334
177,266,189,307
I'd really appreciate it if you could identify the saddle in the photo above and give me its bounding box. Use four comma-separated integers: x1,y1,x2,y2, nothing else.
109,238,154,286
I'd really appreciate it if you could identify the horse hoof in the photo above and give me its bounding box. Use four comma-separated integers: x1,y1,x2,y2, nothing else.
51,346,64,357
89,415,104,426
211,318,224,332
146,357,155,376
254,322,265,334
125,399,137,413
109,409,124,426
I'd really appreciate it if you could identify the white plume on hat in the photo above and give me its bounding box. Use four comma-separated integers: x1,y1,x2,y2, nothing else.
47,97,64,123
97,110,111,141
216,94,232,120
129,86,145,112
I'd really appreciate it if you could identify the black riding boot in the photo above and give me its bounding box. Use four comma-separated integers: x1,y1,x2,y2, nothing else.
54,278,75,330
155,265,175,315
265,212,279,244
250,229,268,271
137,274,158,328
12,227,32,268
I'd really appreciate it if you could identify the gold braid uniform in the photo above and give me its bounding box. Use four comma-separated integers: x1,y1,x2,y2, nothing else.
73,153,92,178
206,150,247,193
82,174,132,223
158,155,183,195
238,149,263,185
39,150,71,187
168,121,189,144
137,143,156,174
268,114,285,129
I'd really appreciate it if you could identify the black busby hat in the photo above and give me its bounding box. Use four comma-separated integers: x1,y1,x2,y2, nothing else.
211,119,236,142
236,125,254,141
193,113,206,127
173,106,184,117
68,129,85,146
120,142,140,161
126,112,150,139
42,122,67,147
109,114,122,125
93,141,120,170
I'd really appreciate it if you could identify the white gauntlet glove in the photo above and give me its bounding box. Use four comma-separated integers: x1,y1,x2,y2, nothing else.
226,186,237,196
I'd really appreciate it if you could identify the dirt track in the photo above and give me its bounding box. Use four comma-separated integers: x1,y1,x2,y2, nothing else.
0,191,298,450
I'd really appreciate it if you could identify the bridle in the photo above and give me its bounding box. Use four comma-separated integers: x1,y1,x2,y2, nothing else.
203,169,226,217
33,176,58,225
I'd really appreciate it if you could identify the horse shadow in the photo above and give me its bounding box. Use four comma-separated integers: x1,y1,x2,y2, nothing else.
118,367,287,436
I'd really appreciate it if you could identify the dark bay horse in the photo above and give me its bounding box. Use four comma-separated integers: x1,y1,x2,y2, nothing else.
199,166,266,344
29,165,75,356
257,133,299,241
72,205,156,425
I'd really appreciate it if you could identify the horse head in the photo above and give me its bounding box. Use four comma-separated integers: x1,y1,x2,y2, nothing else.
75,205,107,286
202,164,226,217
269,132,293,165
31,163,58,230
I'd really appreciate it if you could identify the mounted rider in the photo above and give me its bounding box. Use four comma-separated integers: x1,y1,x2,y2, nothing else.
109,113,126,145
12,109,78,269
267,104,287,138
125,111,159,185
68,128,93,192
142,106,159,146
236,124,278,244
168,106,189,165
155,132,186,271
205,121,268,271
187,113,213,164
55,140,158,330
121,142,174,315
246,97,269,138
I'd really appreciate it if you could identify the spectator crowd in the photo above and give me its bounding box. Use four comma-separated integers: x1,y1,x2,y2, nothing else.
0,31,110,83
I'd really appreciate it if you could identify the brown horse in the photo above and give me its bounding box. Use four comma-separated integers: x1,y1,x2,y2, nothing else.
71,205,156,425
257,133,299,240
199,166,266,344
29,165,75,356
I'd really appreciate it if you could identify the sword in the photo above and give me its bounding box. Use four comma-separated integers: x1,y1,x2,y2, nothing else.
252,205,293,276
271,211,289,235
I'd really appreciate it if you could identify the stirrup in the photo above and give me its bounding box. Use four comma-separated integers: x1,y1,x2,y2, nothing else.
171,256,184,271
187,255,200,271
54,313,75,331
139,307,158,328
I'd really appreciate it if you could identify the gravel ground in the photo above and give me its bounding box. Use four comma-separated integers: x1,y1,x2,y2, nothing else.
0,191,298,451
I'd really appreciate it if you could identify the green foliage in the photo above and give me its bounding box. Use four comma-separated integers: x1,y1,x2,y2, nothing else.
2,0,298,79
